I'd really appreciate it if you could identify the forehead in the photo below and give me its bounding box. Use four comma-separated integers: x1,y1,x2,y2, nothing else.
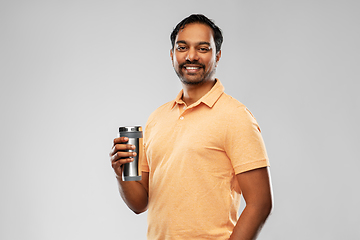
175,23,215,45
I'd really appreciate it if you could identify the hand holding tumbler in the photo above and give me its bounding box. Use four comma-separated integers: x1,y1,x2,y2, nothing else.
119,126,143,181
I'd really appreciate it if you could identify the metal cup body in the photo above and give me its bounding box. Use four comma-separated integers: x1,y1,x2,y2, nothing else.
119,126,143,181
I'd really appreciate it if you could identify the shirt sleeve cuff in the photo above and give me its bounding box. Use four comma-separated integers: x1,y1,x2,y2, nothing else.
233,159,270,174
140,164,150,173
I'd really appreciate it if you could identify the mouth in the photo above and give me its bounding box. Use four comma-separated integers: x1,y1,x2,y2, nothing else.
182,65,204,74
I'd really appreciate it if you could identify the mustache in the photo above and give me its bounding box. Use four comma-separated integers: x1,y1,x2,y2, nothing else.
179,60,205,69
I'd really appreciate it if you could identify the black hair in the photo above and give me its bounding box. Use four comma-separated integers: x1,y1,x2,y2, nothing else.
170,14,223,54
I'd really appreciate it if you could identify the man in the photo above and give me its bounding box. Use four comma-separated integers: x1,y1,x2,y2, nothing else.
110,14,273,240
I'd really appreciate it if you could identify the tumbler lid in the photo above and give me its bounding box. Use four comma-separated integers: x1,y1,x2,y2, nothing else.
119,126,142,132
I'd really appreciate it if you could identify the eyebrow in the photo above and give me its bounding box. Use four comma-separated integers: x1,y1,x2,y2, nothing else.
176,40,211,46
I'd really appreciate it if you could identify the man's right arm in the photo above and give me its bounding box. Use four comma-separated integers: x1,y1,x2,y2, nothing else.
110,137,149,214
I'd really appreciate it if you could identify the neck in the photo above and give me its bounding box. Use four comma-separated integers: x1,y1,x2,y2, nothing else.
181,78,216,106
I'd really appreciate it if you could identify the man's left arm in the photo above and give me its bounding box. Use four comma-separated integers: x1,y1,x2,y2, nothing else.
229,167,273,240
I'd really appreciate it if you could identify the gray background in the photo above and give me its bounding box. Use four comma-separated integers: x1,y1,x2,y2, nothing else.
1,0,359,239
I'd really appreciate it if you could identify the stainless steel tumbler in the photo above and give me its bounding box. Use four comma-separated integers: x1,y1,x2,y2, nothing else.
119,126,143,181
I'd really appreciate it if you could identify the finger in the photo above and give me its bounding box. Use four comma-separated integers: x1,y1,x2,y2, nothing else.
113,137,129,146
111,159,127,175
109,143,136,157
111,156,135,171
111,157,134,167
111,151,137,162
114,143,136,151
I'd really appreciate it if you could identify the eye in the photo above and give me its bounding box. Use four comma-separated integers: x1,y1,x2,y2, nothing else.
198,47,211,52
176,46,187,52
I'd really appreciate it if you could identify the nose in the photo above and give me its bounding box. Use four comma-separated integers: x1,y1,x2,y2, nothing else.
186,47,199,62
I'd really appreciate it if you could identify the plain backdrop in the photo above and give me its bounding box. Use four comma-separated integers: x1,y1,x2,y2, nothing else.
1,0,359,239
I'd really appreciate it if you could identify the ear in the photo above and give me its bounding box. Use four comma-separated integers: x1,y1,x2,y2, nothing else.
170,49,174,66
216,50,221,63
215,50,221,67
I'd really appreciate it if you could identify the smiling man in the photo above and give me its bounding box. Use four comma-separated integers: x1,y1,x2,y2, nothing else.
110,14,273,240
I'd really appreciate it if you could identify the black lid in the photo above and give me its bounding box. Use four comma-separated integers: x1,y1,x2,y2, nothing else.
119,126,142,132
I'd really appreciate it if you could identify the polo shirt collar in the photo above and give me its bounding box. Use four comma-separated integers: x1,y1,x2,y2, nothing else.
171,79,224,109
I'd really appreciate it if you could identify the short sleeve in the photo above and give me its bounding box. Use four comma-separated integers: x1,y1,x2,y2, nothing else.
225,107,269,174
140,118,152,173
140,142,149,172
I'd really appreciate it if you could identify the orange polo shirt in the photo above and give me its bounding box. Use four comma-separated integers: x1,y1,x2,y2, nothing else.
140,79,269,240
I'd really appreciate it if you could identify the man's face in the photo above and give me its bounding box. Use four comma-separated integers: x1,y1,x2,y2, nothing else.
171,23,221,85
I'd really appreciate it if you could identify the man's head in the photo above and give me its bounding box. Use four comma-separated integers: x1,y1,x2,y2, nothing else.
170,14,223,54
170,14,223,86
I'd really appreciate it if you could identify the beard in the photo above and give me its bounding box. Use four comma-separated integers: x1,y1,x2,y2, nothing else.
174,60,216,86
